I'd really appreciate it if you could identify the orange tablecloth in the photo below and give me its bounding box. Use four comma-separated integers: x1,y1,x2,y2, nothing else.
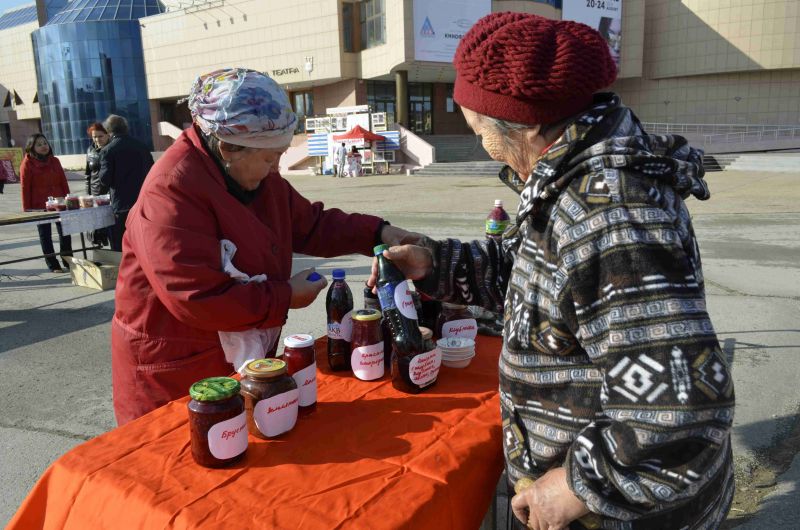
9,337,504,529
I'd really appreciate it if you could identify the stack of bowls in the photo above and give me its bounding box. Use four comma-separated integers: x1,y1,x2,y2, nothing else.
437,337,476,368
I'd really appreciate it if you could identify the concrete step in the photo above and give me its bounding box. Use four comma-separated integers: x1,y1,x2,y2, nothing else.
421,134,492,162
415,161,504,177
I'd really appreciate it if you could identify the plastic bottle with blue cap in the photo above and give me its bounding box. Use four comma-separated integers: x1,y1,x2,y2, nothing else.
326,269,353,371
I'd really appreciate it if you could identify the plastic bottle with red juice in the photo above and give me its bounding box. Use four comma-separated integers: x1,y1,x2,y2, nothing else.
485,199,510,242
326,269,353,371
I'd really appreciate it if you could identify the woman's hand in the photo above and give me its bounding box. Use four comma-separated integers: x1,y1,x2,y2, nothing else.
288,268,328,309
379,225,426,247
510,467,590,530
367,245,434,290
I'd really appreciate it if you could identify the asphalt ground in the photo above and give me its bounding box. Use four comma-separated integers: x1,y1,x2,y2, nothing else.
1,169,798,527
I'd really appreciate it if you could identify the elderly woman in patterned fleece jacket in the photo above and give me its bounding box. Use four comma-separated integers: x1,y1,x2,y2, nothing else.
372,12,734,530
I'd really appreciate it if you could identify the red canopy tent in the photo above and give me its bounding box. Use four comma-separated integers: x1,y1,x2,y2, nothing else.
333,125,386,142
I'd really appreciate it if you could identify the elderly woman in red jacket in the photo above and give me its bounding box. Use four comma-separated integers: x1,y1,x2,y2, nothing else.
112,68,414,424
20,133,73,272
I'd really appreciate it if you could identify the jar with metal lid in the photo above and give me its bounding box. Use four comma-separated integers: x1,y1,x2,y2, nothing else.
240,358,299,439
187,377,248,468
283,334,317,417
351,309,384,381
436,302,477,340
419,327,437,353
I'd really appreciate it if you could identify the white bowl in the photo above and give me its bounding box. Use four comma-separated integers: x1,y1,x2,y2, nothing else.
442,350,475,360
442,357,474,368
437,337,475,350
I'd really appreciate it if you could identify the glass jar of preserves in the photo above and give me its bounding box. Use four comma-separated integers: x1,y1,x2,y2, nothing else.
283,334,317,417
64,194,80,210
187,377,248,468
436,303,477,340
78,195,94,208
351,309,384,381
240,358,299,439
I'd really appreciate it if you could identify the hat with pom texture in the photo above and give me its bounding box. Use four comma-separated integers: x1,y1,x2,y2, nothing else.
454,12,617,126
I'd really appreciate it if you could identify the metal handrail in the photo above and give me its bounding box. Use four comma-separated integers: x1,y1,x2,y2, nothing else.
641,122,791,135
703,127,800,145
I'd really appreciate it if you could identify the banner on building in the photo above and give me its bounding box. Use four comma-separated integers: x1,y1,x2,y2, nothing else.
413,0,491,62
562,0,623,67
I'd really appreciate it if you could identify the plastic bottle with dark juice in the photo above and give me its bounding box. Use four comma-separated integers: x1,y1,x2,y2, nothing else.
485,199,510,242
326,269,353,371
374,244,436,393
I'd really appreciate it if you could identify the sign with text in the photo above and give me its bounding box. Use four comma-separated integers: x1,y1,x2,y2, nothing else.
413,0,491,62
562,0,623,67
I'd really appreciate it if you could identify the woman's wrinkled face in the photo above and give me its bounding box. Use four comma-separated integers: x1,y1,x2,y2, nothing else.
34,137,51,156
225,146,285,190
461,107,510,164
91,130,110,147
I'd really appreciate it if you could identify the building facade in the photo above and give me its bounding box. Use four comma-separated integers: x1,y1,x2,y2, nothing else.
1,0,798,155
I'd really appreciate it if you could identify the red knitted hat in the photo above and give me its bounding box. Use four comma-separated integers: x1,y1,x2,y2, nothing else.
454,12,617,125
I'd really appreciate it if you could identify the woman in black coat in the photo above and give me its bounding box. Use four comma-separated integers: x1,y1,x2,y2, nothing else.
85,122,110,246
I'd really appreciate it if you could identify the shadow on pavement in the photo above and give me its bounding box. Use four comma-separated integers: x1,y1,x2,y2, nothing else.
0,301,115,354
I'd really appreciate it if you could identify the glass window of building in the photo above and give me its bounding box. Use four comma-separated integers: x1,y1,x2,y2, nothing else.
342,2,356,53
360,0,386,49
408,83,432,135
366,80,395,125
291,91,314,133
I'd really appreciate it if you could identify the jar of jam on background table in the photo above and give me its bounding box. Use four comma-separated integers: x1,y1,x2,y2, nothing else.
187,377,248,468
350,309,384,381
436,302,478,340
240,359,299,439
282,334,317,416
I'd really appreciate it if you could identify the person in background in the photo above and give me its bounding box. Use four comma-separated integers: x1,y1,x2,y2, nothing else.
335,141,347,177
85,122,110,247
373,13,733,530
97,114,154,251
347,145,362,177
20,133,73,273
112,68,417,425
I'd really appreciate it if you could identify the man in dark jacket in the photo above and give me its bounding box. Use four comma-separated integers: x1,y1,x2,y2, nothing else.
98,114,154,251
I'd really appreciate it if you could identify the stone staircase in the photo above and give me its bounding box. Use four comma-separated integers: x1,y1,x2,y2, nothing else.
723,153,800,172
421,135,491,163
414,160,504,177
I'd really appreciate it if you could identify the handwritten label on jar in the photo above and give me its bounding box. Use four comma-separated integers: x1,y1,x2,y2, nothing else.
291,362,317,407
327,311,353,341
378,281,418,321
409,348,441,387
442,318,478,339
207,411,248,460
253,389,300,437
351,342,385,381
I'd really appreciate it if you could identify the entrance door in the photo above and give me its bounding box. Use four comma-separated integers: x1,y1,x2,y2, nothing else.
409,101,427,134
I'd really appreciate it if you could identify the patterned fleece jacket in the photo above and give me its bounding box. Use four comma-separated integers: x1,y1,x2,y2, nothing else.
417,94,734,529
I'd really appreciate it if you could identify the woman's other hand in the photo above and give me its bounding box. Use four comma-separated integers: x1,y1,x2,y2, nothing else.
510,467,590,530
288,268,327,309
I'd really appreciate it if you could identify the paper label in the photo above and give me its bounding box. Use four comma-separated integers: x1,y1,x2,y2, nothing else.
409,348,441,387
394,281,417,320
441,318,478,339
291,362,317,407
327,311,353,341
486,219,509,235
207,411,248,460
351,342,385,381
253,389,299,437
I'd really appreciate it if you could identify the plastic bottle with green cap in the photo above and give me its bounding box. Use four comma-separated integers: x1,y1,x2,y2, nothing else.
373,242,431,393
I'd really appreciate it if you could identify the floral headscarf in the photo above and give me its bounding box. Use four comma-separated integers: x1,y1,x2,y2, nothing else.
188,68,297,149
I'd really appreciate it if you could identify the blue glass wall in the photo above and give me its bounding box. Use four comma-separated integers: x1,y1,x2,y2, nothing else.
32,12,158,154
